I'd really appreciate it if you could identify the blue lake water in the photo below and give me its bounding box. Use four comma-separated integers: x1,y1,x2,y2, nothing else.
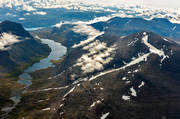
25,27,46,31
25,38,67,73
18,73,32,87
18,38,67,86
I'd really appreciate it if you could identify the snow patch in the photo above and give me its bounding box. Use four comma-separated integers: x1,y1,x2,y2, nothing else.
122,77,127,80
29,86,69,93
122,95,130,100
170,50,173,55
138,81,145,88
59,104,64,108
128,38,139,46
42,108,50,111
89,53,151,81
130,87,137,97
133,69,139,73
142,32,168,63
126,81,131,84
100,112,110,119
90,100,101,108
63,86,76,99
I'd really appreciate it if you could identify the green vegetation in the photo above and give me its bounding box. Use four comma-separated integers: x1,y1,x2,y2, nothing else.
7,53,49,78
0,51,50,116
30,29,66,44
0,77,23,112
50,56,65,65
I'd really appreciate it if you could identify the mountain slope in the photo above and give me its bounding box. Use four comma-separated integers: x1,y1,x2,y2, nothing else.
51,31,180,119
9,30,180,119
0,20,50,76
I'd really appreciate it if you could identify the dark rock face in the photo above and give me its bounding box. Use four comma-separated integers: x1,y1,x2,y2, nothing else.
0,20,32,38
0,21,50,75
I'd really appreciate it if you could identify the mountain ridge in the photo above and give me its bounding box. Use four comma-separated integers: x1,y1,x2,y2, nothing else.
91,17,180,41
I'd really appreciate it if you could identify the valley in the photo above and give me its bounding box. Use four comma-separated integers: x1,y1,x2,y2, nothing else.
0,1,180,119
2,19,180,119
1,37,67,118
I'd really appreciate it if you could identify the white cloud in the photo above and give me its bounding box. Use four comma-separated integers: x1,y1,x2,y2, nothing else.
54,22,63,28
52,21,72,28
75,40,116,73
24,13,30,16
1,0,180,24
72,19,117,74
5,13,16,17
72,23,104,48
33,11,47,15
0,32,21,50
22,4,36,11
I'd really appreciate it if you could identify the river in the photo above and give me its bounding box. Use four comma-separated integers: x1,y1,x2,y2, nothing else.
1,37,67,118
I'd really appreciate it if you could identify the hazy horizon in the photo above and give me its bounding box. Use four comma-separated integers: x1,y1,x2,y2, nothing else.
123,0,180,8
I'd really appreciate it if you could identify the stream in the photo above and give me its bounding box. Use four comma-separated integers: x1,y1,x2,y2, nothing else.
1,37,67,118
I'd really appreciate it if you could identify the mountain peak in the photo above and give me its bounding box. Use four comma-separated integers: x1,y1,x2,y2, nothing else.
0,20,32,38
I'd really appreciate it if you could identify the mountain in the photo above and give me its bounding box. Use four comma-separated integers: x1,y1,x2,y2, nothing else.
31,24,87,48
91,17,180,41
33,17,180,50
0,20,50,76
51,31,180,119
0,20,33,38
8,30,180,119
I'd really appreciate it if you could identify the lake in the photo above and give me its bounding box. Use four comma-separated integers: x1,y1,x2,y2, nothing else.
1,37,67,116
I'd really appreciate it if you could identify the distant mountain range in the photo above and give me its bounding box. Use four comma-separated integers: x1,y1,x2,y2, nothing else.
34,17,180,49
91,17,180,41
0,0,180,28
